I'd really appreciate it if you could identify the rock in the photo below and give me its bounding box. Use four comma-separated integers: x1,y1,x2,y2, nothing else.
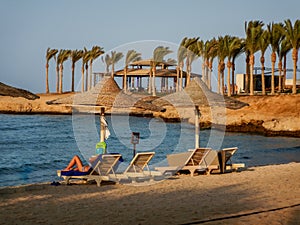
0,82,39,100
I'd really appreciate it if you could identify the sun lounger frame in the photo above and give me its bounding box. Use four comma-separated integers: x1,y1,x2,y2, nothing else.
57,154,122,186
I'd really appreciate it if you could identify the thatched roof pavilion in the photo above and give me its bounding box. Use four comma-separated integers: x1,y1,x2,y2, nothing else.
113,59,192,95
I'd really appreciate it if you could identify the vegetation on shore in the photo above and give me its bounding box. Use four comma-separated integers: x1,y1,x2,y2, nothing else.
45,19,300,97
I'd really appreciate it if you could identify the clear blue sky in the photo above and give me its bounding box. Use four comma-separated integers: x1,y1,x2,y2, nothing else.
0,0,299,93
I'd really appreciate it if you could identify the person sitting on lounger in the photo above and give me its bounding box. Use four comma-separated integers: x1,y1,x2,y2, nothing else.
63,155,98,172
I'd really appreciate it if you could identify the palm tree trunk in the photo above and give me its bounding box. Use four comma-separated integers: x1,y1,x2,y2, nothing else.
59,64,63,94
201,62,205,83
56,65,59,93
209,60,213,90
271,52,276,95
250,55,254,96
176,66,179,92
227,61,231,97
245,54,250,94
81,65,84,92
186,57,190,87
231,61,235,95
283,55,287,90
261,56,266,95
85,63,88,91
205,59,209,87
218,64,221,94
221,70,225,95
278,60,283,93
71,62,75,92
89,60,93,90
111,64,114,79
180,64,183,91
186,65,191,87
292,48,298,94
124,66,128,92
46,63,49,93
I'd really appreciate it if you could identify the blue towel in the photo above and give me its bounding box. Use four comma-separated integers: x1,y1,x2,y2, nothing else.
61,168,93,176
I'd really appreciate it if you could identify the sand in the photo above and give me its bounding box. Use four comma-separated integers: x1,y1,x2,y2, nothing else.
0,163,300,225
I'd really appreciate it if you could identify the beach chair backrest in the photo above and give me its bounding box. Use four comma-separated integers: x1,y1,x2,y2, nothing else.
125,152,155,173
222,147,238,164
167,152,191,167
185,148,211,166
93,154,122,176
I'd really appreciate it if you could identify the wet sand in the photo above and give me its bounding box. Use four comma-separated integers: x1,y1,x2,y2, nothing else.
1,163,300,225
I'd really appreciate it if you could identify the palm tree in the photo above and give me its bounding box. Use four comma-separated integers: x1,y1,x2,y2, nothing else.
81,48,90,92
245,20,264,95
207,38,218,91
196,39,208,85
226,36,244,97
45,48,58,93
186,40,200,87
277,39,292,92
231,38,244,95
124,50,141,92
101,54,111,75
282,41,293,90
268,22,284,95
183,38,199,86
177,38,188,92
152,46,173,96
88,46,104,90
57,49,71,93
216,36,228,95
70,50,83,92
281,19,300,94
55,53,60,93
258,30,270,95
110,51,124,78
244,50,250,94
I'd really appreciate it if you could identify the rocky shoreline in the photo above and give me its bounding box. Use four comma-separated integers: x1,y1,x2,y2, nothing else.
0,79,299,137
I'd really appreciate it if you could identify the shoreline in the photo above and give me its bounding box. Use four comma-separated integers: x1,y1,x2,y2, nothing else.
1,109,299,137
1,162,300,224
0,93,299,137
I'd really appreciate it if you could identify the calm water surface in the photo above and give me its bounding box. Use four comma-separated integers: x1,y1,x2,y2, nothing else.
0,114,299,187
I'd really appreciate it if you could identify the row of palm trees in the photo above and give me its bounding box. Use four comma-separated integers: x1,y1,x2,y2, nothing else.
46,46,145,94
46,19,299,95
179,19,300,96
46,46,104,93
46,44,175,96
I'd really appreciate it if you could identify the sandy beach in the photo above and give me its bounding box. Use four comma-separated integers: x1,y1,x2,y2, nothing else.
1,163,299,225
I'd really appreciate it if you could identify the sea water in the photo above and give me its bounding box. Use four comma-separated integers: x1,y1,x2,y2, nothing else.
0,114,299,187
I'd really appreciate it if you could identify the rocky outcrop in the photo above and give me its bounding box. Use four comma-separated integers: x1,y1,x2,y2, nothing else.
0,77,299,137
0,82,39,100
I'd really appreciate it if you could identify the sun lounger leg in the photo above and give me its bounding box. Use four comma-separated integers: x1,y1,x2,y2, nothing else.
94,178,102,187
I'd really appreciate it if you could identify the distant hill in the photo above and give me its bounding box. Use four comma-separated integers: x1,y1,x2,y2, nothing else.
0,82,39,100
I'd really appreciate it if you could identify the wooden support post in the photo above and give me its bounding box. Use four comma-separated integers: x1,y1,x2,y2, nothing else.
100,107,105,142
195,105,200,149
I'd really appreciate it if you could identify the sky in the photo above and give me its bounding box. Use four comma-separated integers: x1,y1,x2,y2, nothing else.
0,0,299,93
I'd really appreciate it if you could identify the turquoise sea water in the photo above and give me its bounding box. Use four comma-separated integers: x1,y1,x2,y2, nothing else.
0,114,299,187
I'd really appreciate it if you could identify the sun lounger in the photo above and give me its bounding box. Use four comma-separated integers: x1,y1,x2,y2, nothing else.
57,153,122,186
166,148,219,176
123,152,162,181
218,147,245,173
